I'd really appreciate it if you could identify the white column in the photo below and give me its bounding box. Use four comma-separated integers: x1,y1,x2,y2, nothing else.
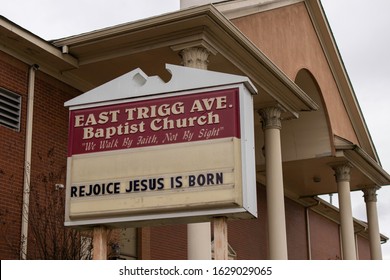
258,106,288,260
332,164,356,260
363,187,382,260
180,46,212,260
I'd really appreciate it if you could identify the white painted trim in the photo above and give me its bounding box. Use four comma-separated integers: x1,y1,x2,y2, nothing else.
181,0,226,9
239,84,257,217
216,0,303,19
65,207,250,228
0,17,78,68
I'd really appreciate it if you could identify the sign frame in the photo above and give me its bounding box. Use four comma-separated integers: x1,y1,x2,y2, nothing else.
64,65,257,228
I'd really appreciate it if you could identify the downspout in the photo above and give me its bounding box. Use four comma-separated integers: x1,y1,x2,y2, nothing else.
354,226,368,260
20,64,39,260
305,199,320,260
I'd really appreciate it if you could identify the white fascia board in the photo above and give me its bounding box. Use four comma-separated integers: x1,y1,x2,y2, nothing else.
64,64,257,107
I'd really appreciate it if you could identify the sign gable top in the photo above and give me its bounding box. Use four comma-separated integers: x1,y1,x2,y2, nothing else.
64,63,257,108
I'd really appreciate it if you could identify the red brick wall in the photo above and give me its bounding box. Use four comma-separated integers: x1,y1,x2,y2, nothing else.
285,198,308,259
309,210,341,259
228,188,309,260
150,224,187,259
146,185,373,260
147,186,309,260
26,71,80,259
227,185,268,259
357,234,371,260
0,50,81,259
0,51,29,259
147,185,269,260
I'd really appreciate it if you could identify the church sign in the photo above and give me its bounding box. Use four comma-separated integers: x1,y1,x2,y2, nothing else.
64,64,257,227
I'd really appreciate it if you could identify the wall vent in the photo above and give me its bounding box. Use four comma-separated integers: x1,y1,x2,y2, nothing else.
0,88,22,131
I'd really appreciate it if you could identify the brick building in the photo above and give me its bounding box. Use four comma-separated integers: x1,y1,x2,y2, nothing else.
1,0,389,260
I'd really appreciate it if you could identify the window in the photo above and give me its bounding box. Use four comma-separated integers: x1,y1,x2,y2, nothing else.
0,88,21,131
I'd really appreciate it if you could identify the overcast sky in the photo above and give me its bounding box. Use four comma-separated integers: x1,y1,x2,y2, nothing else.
1,0,389,259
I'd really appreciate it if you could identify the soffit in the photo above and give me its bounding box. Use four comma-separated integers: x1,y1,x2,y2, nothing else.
0,16,78,71
257,156,371,198
257,150,390,199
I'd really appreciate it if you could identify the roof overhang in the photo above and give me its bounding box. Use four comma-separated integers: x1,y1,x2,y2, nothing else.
336,146,390,188
0,16,78,73
51,4,318,118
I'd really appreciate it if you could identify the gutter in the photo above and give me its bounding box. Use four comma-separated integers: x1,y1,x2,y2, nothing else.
20,64,39,259
337,144,390,187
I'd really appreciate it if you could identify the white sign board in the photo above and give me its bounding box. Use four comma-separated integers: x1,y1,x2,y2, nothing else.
64,64,257,227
